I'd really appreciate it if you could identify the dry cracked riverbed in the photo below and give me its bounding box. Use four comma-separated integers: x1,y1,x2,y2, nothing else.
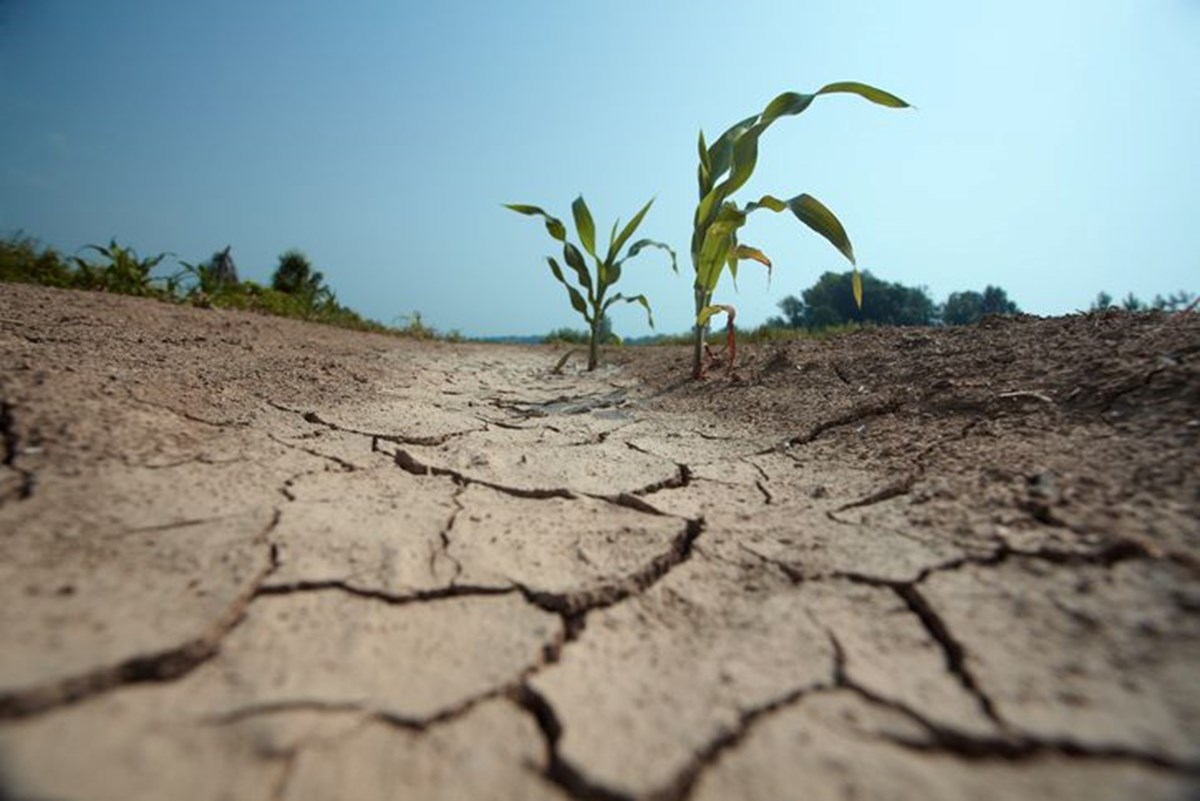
1,283,1198,800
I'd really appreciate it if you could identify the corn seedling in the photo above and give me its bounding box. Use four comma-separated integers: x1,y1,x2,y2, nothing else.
690,82,910,378
507,196,676,371
73,239,171,297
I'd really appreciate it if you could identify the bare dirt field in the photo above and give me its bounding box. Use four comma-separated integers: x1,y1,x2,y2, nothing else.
1,281,1198,800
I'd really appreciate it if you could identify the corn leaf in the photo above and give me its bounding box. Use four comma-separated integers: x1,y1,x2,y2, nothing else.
697,304,732,327
760,91,817,124
852,268,864,309
562,242,595,301
603,292,656,328
547,256,591,321
706,114,757,185
607,197,655,264
788,193,856,265
505,204,567,241
745,194,788,213
571,196,597,258
735,244,771,268
624,238,678,273
817,81,911,109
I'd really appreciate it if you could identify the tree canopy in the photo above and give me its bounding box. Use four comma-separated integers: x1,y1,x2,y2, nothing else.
766,272,1021,330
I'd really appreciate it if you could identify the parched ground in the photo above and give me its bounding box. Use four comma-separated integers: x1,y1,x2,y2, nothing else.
0,281,1197,801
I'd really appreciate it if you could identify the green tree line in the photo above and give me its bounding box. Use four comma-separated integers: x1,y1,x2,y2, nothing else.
763,270,1019,330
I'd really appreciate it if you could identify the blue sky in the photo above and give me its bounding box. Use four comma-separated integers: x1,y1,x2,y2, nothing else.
2,1,1197,337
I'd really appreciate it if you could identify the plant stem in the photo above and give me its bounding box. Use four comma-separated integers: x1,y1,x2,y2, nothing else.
588,318,600,371
691,286,708,379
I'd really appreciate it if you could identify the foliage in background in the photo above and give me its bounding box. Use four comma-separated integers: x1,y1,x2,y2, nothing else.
766,273,1021,330
545,315,616,346
1090,289,1195,313
72,239,171,297
506,195,676,370
688,82,911,378
0,233,422,338
941,286,1019,325
0,233,74,288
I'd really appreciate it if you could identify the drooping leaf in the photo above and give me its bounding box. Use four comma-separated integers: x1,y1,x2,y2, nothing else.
816,81,911,109
562,242,595,300
852,268,864,309
697,129,712,193
696,304,733,327
624,238,678,273
603,292,656,329
735,244,771,268
760,91,817,124
505,203,567,241
788,194,856,265
571,196,597,258
547,256,590,321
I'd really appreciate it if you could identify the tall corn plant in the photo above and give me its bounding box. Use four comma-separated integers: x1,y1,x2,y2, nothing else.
507,196,676,371
691,82,910,378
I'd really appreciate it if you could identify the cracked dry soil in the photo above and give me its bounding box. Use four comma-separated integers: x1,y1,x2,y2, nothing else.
0,282,1198,801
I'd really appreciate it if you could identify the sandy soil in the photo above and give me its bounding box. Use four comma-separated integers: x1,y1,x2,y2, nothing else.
1,281,1198,800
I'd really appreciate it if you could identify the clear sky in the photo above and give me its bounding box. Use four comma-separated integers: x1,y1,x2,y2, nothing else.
2,1,1197,337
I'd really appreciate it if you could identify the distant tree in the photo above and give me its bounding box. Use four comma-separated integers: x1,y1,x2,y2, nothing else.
271,249,332,307
764,295,806,329
941,291,983,325
941,285,1019,326
769,271,935,331
980,285,1019,316
1091,291,1114,311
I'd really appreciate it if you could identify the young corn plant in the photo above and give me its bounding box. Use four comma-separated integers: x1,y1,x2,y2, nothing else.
507,196,676,371
691,82,911,378
73,239,171,297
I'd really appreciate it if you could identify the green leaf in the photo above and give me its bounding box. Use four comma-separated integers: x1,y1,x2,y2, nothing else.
697,130,712,195
562,242,595,300
735,244,771,269
706,114,757,185
624,238,678,274
505,203,567,241
604,292,656,328
788,194,856,265
547,256,590,321
719,121,766,201
745,194,787,213
696,206,743,292
696,304,731,327
607,197,655,263
852,268,864,309
571,196,597,258
816,81,911,109
760,91,817,124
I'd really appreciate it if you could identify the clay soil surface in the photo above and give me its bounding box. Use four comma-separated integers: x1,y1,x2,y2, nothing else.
1,281,1198,800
